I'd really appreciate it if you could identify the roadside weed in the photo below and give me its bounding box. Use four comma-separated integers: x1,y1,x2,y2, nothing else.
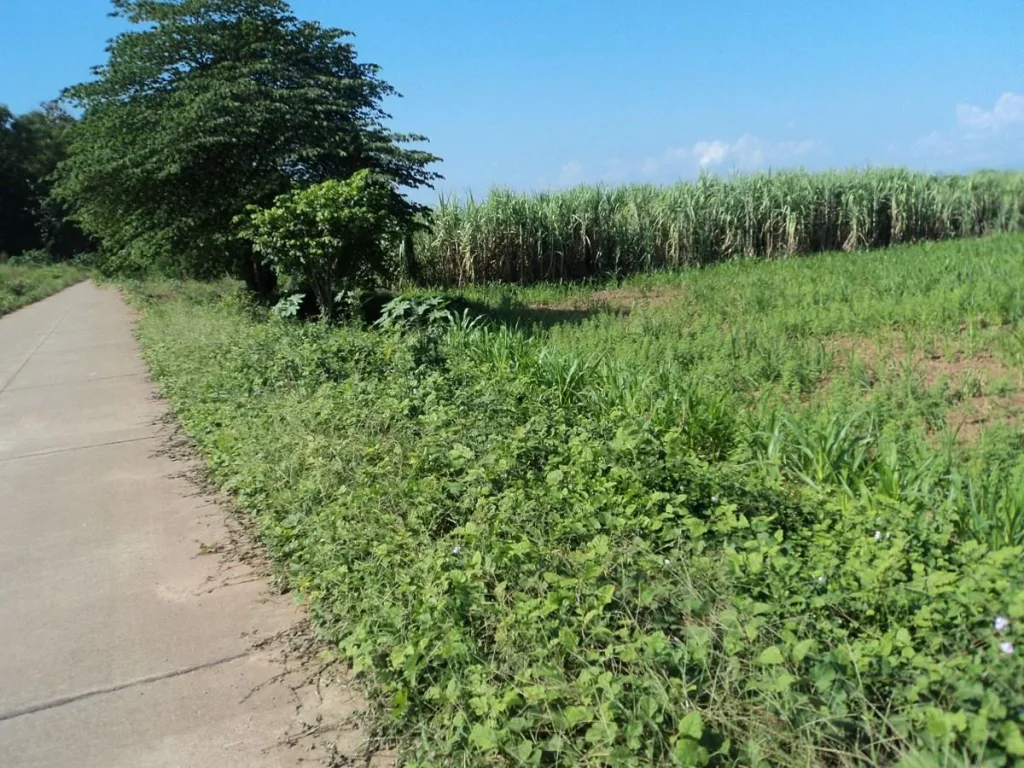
134,234,1024,765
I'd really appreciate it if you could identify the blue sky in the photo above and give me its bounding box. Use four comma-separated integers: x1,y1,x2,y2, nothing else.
3,0,1023,198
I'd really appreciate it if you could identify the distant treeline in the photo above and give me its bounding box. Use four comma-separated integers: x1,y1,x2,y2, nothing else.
0,103,89,262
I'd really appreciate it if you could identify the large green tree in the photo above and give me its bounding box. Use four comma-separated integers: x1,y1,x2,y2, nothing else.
55,0,440,290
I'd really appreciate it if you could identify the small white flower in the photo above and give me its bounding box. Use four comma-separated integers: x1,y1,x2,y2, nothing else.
816,575,827,585
995,616,1011,633
664,558,672,566
452,546,462,555
874,530,884,541
999,641,1015,655
711,495,720,504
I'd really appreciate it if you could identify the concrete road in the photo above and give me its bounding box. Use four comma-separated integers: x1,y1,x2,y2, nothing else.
0,283,358,767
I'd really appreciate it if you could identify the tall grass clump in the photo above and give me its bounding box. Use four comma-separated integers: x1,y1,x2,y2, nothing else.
418,169,1024,285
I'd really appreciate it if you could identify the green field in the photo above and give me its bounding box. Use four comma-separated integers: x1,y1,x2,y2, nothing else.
0,263,87,317
133,233,1024,766
417,170,1024,285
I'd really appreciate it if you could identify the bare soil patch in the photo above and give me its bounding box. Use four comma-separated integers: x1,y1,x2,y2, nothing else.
828,333,1018,385
590,286,688,309
945,392,1024,443
826,332,1024,442
530,286,689,313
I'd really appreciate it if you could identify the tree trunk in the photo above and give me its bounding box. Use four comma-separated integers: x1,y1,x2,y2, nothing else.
241,255,277,300
402,231,421,284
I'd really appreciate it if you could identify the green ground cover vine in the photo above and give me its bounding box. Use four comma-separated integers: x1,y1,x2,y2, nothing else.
133,234,1024,766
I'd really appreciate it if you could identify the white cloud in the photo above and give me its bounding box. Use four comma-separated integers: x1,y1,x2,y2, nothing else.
693,139,731,167
955,92,1024,132
643,133,822,176
913,92,1024,167
551,133,824,188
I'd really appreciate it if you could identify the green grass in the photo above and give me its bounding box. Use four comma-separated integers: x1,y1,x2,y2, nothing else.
416,169,1024,285
0,262,88,316
133,234,1024,766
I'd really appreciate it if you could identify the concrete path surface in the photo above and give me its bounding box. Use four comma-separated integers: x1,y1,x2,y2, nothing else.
0,282,363,767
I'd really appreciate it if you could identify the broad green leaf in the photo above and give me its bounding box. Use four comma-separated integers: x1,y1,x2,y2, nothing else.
563,705,593,727
757,646,785,665
515,740,533,762
791,638,815,663
677,710,704,740
672,737,710,766
469,724,500,751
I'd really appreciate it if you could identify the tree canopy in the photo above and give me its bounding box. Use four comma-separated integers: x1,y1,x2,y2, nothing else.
55,0,440,289
0,103,87,259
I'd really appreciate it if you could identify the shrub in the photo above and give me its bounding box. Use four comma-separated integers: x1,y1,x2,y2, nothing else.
8,248,52,266
238,171,403,319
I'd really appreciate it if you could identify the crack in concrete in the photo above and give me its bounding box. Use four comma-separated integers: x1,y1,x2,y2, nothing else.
3,372,146,393
0,310,69,394
0,435,157,464
0,651,253,723
30,340,140,355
